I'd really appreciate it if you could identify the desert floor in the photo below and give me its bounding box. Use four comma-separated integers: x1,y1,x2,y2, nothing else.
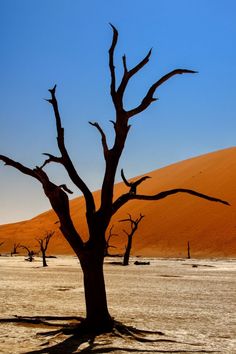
0,256,235,353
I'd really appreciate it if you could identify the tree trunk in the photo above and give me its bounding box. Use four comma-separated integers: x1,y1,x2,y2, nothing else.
42,250,47,267
187,241,191,259
79,250,113,332
123,236,132,266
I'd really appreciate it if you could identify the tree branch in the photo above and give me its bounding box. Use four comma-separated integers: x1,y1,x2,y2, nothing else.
112,188,229,215
127,69,197,118
0,155,41,181
0,155,84,254
120,213,145,230
59,184,73,194
121,169,131,187
20,245,33,254
89,121,109,159
117,49,152,99
39,153,62,169
46,84,95,218
122,55,128,74
121,169,151,194
36,231,55,251
109,23,118,105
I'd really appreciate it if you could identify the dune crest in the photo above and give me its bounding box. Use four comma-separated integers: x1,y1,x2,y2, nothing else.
1,147,236,257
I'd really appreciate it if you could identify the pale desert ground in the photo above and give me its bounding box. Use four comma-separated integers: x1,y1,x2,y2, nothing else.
0,255,235,353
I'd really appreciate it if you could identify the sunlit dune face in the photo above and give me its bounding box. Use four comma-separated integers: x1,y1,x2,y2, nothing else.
0,147,236,258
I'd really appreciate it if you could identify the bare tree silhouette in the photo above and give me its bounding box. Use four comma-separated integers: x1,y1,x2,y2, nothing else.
36,231,55,267
0,241,4,255
20,245,35,262
187,241,191,259
11,242,21,256
0,25,229,332
120,214,145,266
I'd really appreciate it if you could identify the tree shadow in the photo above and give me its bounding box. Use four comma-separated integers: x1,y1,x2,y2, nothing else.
0,315,83,328
0,316,219,354
25,332,96,354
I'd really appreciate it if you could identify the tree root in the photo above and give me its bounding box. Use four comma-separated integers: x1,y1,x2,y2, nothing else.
0,316,220,353
113,321,165,342
0,315,83,329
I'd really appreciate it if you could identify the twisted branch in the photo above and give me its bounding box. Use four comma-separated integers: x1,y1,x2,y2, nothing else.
112,188,230,215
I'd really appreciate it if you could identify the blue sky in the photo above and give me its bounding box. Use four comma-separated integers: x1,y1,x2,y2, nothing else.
0,0,236,224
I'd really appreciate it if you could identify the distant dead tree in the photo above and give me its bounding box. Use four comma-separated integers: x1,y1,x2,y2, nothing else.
36,231,55,267
20,245,35,262
11,242,21,256
104,225,118,257
0,25,229,332
120,214,145,266
0,241,4,255
187,241,191,259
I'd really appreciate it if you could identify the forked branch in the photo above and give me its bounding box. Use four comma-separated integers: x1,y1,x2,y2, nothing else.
118,49,152,99
40,153,62,169
121,169,151,194
36,231,55,251
108,25,197,119
120,213,145,228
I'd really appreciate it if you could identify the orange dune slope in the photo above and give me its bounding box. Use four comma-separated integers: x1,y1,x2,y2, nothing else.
0,147,236,258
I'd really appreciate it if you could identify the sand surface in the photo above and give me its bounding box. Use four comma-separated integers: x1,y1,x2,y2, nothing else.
1,147,236,258
0,255,235,353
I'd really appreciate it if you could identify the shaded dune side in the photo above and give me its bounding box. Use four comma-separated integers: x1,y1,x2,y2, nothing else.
0,147,236,257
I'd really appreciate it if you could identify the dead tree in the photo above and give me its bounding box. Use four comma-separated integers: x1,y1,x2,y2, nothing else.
104,225,117,257
36,231,54,267
11,242,21,256
20,245,35,262
187,241,191,259
0,25,229,332
0,241,4,255
120,214,145,266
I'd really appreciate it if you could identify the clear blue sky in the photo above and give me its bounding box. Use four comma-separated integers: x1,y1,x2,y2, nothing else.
0,0,235,224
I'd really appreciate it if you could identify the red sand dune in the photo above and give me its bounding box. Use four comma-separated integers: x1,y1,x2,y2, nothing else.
0,147,236,258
